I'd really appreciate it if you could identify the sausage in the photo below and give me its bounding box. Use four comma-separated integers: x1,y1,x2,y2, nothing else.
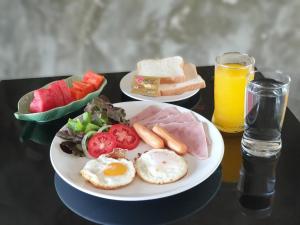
152,125,187,155
133,123,165,149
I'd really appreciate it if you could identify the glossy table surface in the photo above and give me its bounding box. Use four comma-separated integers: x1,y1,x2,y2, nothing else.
0,66,299,225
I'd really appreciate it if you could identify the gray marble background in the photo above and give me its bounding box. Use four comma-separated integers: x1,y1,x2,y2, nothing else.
1,0,299,119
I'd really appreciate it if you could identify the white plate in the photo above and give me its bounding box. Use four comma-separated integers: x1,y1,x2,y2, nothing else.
50,101,224,201
120,71,201,102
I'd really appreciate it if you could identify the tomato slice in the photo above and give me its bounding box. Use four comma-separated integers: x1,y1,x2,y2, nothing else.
87,132,117,158
109,124,140,150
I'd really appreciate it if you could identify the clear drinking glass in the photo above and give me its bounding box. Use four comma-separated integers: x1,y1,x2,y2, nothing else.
212,52,255,133
242,70,291,157
237,70,291,215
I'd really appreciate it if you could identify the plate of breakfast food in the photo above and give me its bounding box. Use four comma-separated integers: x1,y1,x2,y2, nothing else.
120,56,206,102
50,96,224,201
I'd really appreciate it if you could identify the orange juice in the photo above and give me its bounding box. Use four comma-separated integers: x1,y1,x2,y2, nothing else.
213,63,254,133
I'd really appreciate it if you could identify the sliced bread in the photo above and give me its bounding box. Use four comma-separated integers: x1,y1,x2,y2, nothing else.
159,63,206,96
137,56,185,84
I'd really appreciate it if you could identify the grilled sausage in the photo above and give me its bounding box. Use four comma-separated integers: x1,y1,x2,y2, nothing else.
152,125,187,155
133,123,165,148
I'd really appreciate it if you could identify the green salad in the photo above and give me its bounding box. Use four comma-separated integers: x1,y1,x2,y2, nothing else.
57,95,128,156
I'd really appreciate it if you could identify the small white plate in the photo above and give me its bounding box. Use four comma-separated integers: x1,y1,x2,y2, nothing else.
120,71,201,102
50,101,224,201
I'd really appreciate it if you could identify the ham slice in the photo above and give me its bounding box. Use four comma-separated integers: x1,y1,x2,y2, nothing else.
158,122,208,159
136,107,179,126
130,105,161,125
143,112,197,128
130,105,209,159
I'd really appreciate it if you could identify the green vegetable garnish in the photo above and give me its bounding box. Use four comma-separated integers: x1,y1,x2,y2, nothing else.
92,112,108,127
81,130,97,158
58,95,130,158
67,118,84,133
67,111,109,134
84,123,100,133
82,112,92,126
84,96,129,124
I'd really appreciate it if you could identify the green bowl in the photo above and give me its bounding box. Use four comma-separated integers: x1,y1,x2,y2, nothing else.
14,76,107,122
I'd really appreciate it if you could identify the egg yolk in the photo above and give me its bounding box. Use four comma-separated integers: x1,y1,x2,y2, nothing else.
103,162,128,176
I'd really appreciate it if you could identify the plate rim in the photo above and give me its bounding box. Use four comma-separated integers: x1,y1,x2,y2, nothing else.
119,71,201,102
50,101,224,201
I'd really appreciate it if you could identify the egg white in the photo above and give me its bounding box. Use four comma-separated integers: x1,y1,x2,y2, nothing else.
135,149,188,184
80,155,136,189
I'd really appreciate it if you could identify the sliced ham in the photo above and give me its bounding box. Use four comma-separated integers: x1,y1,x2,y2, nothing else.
130,105,161,125
130,105,209,159
136,107,179,126
143,112,197,128
159,122,208,159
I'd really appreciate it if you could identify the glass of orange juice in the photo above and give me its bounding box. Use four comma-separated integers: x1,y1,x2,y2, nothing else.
212,52,255,133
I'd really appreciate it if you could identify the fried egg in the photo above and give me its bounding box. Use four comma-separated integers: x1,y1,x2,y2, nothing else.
135,149,188,184
80,155,136,189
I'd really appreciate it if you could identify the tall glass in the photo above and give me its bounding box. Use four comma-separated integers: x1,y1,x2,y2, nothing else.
212,52,255,133
238,70,291,215
242,70,290,156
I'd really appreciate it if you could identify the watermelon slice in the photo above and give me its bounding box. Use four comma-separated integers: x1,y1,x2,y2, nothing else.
28,73,105,113
72,81,95,94
56,80,74,104
83,71,104,89
70,87,86,100
29,89,56,113
48,82,65,107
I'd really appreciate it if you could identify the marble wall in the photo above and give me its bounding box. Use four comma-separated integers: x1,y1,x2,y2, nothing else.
1,0,299,118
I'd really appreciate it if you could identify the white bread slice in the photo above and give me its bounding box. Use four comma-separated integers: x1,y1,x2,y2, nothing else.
160,63,206,96
137,56,185,84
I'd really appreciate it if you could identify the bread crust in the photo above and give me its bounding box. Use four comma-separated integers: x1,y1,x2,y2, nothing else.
160,82,206,96
159,75,186,84
136,58,185,84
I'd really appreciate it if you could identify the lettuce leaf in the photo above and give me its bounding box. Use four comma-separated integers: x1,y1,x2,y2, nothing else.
84,95,129,124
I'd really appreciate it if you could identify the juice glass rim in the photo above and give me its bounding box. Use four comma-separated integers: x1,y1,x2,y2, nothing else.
215,52,255,70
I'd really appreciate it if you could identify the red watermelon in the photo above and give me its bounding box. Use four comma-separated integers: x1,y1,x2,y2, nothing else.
56,80,74,104
28,72,105,113
48,82,65,107
29,89,56,113
70,87,85,100
83,71,104,89
72,81,95,94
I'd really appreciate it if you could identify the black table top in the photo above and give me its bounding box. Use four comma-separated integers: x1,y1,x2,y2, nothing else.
1,66,300,225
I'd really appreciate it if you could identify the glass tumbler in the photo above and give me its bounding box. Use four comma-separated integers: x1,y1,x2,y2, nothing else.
212,52,255,133
238,70,291,215
242,70,291,156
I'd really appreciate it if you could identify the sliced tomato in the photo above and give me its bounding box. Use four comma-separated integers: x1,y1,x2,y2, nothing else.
87,132,117,158
70,87,86,100
109,124,140,150
83,70,104,89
